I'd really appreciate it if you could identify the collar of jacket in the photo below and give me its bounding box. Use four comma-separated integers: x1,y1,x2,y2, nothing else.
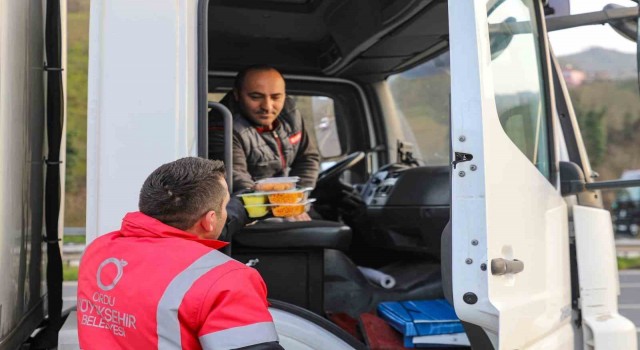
119,212,228,250
253,118,281,133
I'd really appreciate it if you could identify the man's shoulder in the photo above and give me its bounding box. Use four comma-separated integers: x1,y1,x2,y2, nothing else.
84,231,119,251
199,257,263,289
214,257,254,275
231,113,255,134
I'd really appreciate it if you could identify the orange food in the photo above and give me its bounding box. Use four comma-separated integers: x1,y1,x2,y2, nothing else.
255,182,295,191
268,192,304,204
271,204,305,217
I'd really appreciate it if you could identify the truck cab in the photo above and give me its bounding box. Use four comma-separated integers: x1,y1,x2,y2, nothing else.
82,0,640,349
3,0,638,349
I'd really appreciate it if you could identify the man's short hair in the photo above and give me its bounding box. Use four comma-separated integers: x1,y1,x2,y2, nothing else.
233,64,285,92
139,157,227,231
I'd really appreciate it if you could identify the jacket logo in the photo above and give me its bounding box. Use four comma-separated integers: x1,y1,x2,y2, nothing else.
289,131,302,145
97,258,127,291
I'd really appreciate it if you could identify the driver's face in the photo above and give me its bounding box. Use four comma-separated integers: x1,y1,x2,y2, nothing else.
234,69,286,128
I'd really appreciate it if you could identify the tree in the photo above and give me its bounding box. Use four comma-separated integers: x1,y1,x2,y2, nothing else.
575,103,607,167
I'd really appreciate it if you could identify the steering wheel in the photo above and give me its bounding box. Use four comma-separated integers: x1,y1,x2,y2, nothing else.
316,151,365,188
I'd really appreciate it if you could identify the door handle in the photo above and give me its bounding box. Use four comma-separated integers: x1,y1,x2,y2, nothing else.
491,258,524,275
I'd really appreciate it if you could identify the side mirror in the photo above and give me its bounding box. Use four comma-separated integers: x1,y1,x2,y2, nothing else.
560,161,586,196
560,161,640,196
545,0,571,17
606,4,638,41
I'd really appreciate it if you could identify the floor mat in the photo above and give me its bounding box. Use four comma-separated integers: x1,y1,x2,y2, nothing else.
326,312,362,341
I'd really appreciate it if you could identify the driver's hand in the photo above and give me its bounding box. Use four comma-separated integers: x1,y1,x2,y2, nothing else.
287,212,312,222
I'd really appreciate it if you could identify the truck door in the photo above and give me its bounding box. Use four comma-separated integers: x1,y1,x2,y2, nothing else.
449,1,573,348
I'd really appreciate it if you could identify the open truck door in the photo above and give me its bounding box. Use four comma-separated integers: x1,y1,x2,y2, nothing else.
449,1,638,349
449,0,573,348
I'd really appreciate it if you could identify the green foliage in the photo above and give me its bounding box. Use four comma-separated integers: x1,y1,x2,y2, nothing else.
618,256,640,270
65,7,90,226
574,102,607,167
63,235,86,244
63,265,79,281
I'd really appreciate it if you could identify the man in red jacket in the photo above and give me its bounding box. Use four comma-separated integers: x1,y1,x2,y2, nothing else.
77,157,284,349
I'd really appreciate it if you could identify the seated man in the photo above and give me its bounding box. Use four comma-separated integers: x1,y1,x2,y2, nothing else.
210,64,320,221
77,157,284,350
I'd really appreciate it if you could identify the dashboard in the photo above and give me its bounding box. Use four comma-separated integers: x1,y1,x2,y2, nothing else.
356,165,451,258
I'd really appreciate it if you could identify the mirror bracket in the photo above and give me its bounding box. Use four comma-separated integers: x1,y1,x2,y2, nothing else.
560,161,640,196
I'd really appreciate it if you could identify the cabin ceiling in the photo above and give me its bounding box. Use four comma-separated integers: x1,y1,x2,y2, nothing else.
208,0,448,82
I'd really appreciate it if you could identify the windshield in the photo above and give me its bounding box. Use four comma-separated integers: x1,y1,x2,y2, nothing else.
387,51,451,166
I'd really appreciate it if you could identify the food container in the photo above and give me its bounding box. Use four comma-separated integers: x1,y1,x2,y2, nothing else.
271,201,314,217
245,204,270,218
254,176,300,192
266,187,312,204
244,199,315,218
237,192,268,205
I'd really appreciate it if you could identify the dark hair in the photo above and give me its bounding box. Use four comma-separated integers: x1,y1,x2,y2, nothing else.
138,157,227,230
233,64,285,92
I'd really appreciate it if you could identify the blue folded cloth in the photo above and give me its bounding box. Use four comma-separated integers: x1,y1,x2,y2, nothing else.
377,299,464,339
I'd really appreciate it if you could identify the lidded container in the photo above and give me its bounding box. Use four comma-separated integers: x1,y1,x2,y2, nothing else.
237,187,312,205
266,187,312,204
254,176,300,192
244,199,316,218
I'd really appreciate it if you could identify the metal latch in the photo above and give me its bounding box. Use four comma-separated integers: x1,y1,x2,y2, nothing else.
246,259,260,267
452,152,473,169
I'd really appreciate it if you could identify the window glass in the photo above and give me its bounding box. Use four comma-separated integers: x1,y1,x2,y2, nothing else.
291,95,341,158
488,0,550,178
208,92,342,158
387,51,451,165
209,92,226,102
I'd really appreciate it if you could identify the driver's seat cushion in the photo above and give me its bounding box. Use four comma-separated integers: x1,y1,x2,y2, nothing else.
232,220,352,251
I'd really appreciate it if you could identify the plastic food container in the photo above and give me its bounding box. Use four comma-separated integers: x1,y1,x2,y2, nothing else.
255,176,300,192
271,201,314,217
266,187,312,204
244,199,315,218
245,204,270,218
237,193,268,205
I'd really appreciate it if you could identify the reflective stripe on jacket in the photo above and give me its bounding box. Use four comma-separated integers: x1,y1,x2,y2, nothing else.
77,212,279,349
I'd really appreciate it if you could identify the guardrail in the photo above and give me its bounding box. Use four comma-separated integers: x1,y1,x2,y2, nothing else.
616,239,640,258
64,227,85,236
62,227,86,266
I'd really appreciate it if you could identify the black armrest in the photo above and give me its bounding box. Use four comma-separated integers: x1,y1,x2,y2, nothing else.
232,220,352,251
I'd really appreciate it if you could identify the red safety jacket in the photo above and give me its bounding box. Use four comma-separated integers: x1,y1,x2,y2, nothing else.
77,212,279,349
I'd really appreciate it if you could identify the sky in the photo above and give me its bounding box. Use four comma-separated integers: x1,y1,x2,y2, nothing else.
548,0,637,56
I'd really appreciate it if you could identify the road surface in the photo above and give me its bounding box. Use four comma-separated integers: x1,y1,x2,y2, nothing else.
619,269,640,346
